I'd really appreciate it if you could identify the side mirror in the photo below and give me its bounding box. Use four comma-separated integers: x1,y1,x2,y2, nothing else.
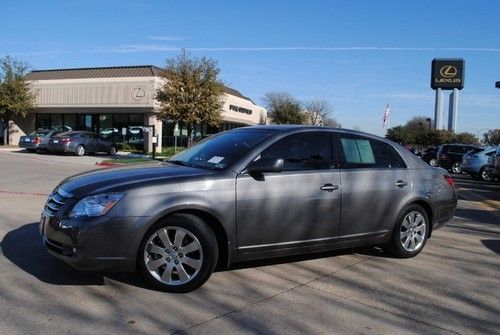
247,157,284,174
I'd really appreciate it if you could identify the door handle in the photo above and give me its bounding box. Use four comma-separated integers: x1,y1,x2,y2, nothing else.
320,184,339,192
394,180,408,187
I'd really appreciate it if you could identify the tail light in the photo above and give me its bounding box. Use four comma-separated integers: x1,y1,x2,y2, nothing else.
61,138,71,143
33,137,41,144
444,175,455,187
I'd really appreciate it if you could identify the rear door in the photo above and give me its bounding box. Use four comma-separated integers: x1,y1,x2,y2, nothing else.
337,134,410,239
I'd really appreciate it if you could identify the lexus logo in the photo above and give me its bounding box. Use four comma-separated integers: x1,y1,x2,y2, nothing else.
131,87,146,101
440,65,457,78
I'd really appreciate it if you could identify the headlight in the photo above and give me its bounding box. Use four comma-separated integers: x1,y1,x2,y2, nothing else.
69,193,125,218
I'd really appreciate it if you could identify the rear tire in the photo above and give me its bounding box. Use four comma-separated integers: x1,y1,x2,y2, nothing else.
138,213,218,293
386,204,429,258
76,145,85,156
451,162,462,174
108,146,117,156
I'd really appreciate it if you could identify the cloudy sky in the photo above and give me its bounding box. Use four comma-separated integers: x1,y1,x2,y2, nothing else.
2,0,499,136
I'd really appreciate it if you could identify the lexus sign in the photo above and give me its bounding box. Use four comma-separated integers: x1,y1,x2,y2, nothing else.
431,58,465,90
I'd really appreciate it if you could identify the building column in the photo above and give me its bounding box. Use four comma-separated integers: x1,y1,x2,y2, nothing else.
144,112,162,154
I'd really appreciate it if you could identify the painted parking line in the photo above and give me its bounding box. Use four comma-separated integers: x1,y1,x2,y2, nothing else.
456,186,500,218
0,190,49,197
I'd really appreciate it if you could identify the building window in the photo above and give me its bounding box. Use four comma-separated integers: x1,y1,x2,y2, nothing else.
36,114,51,130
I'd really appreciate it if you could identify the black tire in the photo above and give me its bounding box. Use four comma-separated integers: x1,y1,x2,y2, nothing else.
386,204,429,258
479,167,493,182
76,145,85,156
138,213,218,293
108,146,117,156
451,162,462,174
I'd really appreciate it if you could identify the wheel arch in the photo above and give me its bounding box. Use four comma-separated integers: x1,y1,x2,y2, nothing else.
142,208,231,270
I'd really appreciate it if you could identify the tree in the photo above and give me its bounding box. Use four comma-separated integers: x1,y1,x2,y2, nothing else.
263,92,305,124
0,56,35,145
156,50,225,140
483,129,500,145
304,99,341,127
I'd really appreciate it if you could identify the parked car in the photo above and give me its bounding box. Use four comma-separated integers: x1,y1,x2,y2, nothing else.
40,126,457,293
461,146,496,181
19,129,64,152
47,131,117,156
436,143,479,174
485,145,500,180
421,146,439,166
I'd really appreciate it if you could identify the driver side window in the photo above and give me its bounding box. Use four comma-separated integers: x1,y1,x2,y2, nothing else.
259,132,333,171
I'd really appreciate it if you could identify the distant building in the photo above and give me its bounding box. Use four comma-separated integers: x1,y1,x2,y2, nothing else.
8,65,266,152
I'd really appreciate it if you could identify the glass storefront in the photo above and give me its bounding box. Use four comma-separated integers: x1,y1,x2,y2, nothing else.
35,112,145,150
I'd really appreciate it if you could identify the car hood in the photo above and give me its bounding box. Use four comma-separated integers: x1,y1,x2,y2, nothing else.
57,162,215,198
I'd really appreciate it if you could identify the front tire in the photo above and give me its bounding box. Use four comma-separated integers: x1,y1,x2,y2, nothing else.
138,213,218,293
387,204,429,258
429,158,437,167
480,167,493,181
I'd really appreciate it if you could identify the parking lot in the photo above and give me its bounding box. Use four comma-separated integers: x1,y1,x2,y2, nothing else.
0,149,499,334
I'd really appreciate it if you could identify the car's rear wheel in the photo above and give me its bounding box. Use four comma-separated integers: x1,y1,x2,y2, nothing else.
451,162,462,174
480,167,493,181
109,146,117,156
138,213,218,293
76,145,85,156
387,204,429,258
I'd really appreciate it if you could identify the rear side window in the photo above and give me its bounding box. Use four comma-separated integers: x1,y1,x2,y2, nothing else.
340,136,406,169
260,132,334,171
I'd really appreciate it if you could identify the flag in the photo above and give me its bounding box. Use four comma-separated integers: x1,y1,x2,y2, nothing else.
382,100,391,127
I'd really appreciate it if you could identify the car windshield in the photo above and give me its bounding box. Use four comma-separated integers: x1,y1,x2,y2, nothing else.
169,129,275,170
30,130,50,137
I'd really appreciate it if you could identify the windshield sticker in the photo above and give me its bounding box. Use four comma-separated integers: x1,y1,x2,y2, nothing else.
207,156,225,164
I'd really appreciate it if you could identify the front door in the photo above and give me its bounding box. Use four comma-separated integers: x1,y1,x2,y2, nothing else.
236,131,341,252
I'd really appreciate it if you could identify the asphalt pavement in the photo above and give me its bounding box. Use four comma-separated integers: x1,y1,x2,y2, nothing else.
0,151,499,334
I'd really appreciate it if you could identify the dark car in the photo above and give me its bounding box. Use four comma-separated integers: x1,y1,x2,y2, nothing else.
421,146,439,166
40,126,457,292
436,144,479,174
485,145,500,180
19,129,64,152
47,131,117,156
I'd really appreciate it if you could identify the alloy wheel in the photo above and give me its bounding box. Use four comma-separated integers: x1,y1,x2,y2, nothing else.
400,211,426,252
481,169,492,181
452,162,462,174
429,158,437,167
144,226,203,286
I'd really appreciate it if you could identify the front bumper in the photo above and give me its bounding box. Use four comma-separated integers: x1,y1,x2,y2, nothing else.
40,211,150,272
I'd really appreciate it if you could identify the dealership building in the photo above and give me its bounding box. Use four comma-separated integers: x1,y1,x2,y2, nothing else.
7,65,266,152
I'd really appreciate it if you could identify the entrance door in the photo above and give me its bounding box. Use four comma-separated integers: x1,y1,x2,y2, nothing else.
76,114,98,132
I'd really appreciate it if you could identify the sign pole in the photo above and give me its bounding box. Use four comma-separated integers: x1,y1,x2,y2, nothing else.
434,88,443,129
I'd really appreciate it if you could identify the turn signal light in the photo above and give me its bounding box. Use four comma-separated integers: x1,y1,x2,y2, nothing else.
444,175,455,187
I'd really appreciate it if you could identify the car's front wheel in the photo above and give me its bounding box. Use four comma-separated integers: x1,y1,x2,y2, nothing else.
387,204,429,258
138,213,218,293
480,167,493,181
429,158,437,167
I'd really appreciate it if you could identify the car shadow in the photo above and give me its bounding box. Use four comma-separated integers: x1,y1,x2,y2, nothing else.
481,239,500,254
1,223,105,285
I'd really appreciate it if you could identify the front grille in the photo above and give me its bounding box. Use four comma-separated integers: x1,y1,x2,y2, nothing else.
44,188,71,217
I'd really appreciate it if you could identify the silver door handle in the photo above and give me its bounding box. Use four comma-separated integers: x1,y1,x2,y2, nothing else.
394,180,408,187
320,184,339,192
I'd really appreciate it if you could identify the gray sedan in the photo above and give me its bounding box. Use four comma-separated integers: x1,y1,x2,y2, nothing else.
19,129,64,152
47,131,117,156
40,126,457,292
